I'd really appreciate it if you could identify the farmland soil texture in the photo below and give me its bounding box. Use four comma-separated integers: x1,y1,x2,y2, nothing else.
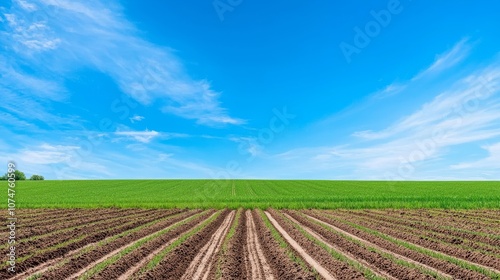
5,209,500,280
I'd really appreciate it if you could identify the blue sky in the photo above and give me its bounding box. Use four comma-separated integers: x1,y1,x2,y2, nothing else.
1,0,500,180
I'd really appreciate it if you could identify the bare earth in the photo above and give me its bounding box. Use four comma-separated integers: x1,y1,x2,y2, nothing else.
5,209,500,280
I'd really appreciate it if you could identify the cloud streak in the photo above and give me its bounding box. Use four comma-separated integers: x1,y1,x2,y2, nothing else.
451,143,500,171
412,38,472,81
114,129,189,143
1,0,243,126
267,61,500,180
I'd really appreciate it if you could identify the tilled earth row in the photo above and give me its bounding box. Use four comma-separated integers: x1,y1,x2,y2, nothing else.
6,209,500,280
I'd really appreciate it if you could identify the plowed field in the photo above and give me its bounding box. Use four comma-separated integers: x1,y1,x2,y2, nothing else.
5,209,500,279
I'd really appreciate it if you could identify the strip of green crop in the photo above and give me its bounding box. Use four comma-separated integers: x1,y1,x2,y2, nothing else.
257,209,320,280
300,212,450,280
27,211,195,280
136,211,222,276
321,213,500,280
77,211,208,280
17,180,500,209
215,209,242,280
26,275,41,280
276,211,384,280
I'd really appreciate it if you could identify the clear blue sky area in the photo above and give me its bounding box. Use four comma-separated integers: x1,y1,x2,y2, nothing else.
1,0,500,179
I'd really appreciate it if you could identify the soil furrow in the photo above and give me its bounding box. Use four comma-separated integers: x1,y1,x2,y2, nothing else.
21,209,145,230
12,210,167,258
66,210,201,280
17,209,151,240
334,211,500,272
264,211,337,280
98,211,216,280
368,209,500,239
306,210,490,280
284,212,404,280
246,210,274,280
16,209,80,221
252,210,316,280
0,210,177,278
373,209,500,235
361,210,500,248
15,210,193,280
181,210,235,280
432,209,500,223
299,212,453,280
9,209,164,254
350,210,500,259
218,209,247,280
142,210,230,279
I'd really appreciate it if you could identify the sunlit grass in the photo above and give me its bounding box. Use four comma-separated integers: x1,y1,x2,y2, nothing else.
15,180,500,209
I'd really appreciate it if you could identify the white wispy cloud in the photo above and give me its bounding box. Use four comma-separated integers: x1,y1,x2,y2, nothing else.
115,130,160,143
376,38,472,99
0,57,66,101
114,129,189,143
373,83,406,99
267,62,500,179
317,39,474,127
17,143,80,164
412,38,472,81
451,143,500,170
3,12,61,52
1,0,243,126
15,0,38,12
354,65,500,140
129,115,145,123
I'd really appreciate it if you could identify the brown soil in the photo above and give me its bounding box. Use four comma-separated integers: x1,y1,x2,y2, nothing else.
376,209,500,235
180,211,236,279
334,210,500,272
7,208,499,280
305,210,490,280
141,210,230,279
20,208,136,229
16,209,149,240
285,210,439,280
245,210,274,280
435,209,500,222
345,210,500,257
14,209,166,257
0,210,179,278
16,209,80,221
251,210,316,280
217,209,247,280
14,210,192,280
113,211,216,280
265,210,339,280
37,209,196,280
364,210,500,242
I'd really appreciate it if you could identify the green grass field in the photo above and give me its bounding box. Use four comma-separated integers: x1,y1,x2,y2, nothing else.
14,180,500,209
